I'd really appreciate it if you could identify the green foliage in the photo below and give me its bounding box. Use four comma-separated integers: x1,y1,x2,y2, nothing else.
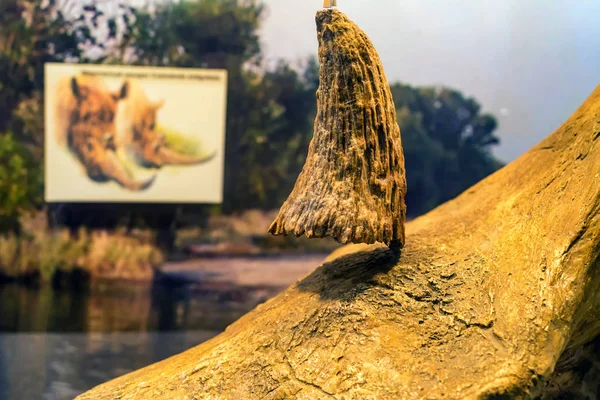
0,132,43,232
120,0,264,68
158,123,204,157
392,84,504,217
0,0,84,133
235,59,318,209
10,92,44,159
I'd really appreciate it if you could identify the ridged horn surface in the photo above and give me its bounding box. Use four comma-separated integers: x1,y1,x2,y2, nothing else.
268,9,407,247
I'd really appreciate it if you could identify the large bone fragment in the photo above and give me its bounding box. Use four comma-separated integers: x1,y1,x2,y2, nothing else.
76,11,600,400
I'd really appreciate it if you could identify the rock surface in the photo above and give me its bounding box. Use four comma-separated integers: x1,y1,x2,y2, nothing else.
78,84,600,399
269,9,407,247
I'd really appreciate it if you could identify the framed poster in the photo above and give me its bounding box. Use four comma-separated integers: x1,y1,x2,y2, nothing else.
44,63,227,203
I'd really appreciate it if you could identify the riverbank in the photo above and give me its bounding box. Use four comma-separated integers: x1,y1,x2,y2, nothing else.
0,209,339,288
160,253,327,287
0,229,163,285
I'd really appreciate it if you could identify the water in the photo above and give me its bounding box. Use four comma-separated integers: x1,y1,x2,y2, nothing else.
0,275,287,400
0,281,275,333
0,332,218,400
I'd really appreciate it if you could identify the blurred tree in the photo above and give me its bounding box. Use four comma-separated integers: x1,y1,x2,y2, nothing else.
0,0,129,231
391,83,504,217
236,58,318,209
0,0,133,149
0,133,43,232
120,0,317,213
0,0,83,135
0,0,79,231
118,0,264,68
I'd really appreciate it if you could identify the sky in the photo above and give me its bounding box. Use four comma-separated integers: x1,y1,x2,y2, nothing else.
258,0,600,162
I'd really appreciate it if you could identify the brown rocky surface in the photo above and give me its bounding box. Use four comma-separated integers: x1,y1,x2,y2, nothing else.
269,9,407,247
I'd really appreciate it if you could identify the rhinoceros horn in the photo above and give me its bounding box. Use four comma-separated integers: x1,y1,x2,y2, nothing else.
99,148,157,191
155,146,217,166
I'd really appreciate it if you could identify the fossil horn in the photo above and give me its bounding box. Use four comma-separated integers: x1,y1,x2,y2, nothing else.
268,9,407,248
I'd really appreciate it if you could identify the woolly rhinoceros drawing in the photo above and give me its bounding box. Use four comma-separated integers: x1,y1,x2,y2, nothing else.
53,75,156,191
53,76,216,192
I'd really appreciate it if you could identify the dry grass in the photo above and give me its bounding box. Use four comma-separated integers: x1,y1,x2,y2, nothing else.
0,215,163,283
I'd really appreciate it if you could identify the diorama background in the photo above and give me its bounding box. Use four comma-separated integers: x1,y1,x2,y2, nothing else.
44,63,228,203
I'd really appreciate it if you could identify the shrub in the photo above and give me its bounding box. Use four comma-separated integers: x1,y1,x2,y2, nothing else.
0,132,43,232
0,222,164,284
